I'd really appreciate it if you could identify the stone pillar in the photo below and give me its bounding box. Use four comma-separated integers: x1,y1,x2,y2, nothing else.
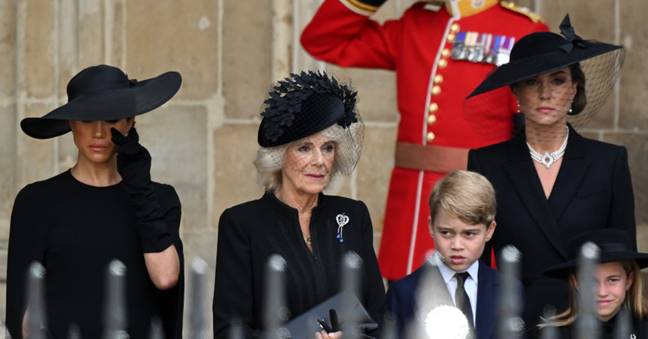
0,1,17,310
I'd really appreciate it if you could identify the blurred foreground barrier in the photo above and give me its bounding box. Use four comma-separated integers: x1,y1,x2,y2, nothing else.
496,246,523,339
15,241,639,339
575,242,600,339
189,258,209,339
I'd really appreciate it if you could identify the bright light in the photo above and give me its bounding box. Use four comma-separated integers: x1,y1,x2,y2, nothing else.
424,305,470,339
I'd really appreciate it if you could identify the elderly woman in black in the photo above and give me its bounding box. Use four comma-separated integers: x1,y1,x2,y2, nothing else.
7,65,184,338
466,15,633,338
212,71,385,339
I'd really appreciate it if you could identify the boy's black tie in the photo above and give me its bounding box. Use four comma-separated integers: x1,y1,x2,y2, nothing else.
455,272,474,327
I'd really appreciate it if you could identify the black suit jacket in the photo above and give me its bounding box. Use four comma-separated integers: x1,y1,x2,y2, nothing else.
212,192,385,339
468,127,636,337
386,262,500,339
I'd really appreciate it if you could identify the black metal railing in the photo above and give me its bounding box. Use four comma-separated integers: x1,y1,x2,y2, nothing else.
15,242,637,339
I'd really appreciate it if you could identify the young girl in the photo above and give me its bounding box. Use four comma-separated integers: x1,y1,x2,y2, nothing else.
541,229,648,338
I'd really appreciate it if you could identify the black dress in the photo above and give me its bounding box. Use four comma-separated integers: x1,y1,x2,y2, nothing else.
554,313,648,338
212,191,385,339
468,126,636,338
6,170,184,339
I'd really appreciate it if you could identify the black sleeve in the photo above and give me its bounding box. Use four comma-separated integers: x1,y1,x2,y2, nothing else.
466,149,482,173
358,200,386,336
212,209,258,339
6,185,48,339
154,184,184,339
607,146,636,249
384,284,405,338
467,150,494,266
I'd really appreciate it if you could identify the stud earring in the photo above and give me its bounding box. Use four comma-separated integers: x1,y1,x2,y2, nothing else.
516,101,521,113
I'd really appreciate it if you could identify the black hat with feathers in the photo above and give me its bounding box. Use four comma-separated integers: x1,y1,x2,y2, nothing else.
258,71,359,147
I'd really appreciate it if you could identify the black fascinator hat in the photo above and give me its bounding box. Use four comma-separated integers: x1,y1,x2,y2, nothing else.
544,229,648,279
258,71,360,147
21,64,182,139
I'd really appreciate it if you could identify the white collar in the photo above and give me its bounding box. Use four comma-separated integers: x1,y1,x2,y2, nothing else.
434,251,479,284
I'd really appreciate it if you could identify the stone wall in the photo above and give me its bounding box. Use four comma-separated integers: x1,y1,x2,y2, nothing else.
0,0,646,334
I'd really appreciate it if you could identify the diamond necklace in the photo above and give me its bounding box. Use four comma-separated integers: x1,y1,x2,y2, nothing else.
527,127,569,169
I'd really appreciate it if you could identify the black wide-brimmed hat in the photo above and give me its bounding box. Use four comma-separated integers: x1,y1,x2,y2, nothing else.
21,64,182,139
468,15,623,98
258,71,360,147
544,229,648,279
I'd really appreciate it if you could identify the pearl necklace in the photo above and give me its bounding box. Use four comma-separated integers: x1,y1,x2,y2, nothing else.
527,128,569,169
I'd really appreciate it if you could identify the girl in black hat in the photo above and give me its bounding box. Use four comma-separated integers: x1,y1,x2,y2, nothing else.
466,15,634,337
212,71,385,339
540,229,648,338
6,65,184,338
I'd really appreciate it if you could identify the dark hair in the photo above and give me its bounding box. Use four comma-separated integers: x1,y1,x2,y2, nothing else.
569,63,587,115
510,63,587,115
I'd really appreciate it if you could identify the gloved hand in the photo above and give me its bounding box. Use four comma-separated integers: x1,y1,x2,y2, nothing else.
111,127,172,253
349,0,387,10
111,127,152,187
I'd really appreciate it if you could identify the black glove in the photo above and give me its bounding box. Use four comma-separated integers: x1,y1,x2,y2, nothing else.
352,0,387,10
111,127,173,253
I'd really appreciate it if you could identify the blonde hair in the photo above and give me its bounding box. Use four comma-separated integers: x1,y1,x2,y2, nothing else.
539,261,648,329
253,124,362,191
428,170,496,227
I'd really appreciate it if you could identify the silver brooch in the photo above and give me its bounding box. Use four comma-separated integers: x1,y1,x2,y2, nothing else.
335,214,349,243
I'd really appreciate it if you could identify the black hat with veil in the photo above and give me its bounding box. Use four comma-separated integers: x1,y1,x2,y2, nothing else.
255,71,365,189
465,15,625,137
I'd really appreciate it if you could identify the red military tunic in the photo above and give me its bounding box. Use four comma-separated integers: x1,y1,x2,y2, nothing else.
301,0,547,280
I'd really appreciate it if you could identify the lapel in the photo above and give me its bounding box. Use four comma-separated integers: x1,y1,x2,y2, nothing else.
547,127,590,222
415,264,454,309
475,264,496,339
503,134,567,258
406,264,456,339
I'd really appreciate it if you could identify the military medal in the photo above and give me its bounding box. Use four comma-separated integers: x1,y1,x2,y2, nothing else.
485,35,502,64
452,31,467,59
476,33,491,62
452,31,515,65
465,32,478,62
497,36,516,66
472,33,487,62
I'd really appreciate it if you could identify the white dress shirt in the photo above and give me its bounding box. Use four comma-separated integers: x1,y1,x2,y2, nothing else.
434,251,478,325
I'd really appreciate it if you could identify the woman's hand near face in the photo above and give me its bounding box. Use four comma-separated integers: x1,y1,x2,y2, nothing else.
110,127,180,289
111,127,152,183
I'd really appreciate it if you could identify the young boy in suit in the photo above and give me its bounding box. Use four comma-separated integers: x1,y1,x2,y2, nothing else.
386,170,499,339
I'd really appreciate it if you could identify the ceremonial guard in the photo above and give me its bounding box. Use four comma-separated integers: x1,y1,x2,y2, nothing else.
301,0,548,280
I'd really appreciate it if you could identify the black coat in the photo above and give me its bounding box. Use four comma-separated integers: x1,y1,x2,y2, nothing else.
467,127,636,338
212,192,385,339
553,313,648,338
386,262,500,339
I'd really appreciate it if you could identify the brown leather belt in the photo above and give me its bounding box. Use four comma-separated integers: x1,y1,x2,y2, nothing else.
394,142,469,173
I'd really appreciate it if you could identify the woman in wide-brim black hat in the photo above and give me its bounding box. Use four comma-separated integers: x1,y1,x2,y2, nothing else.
7,64,184,338
212,71,385,339
539,229,648,338
466,15,635,338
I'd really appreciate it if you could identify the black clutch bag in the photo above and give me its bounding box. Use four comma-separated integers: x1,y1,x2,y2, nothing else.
284,292,377,338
